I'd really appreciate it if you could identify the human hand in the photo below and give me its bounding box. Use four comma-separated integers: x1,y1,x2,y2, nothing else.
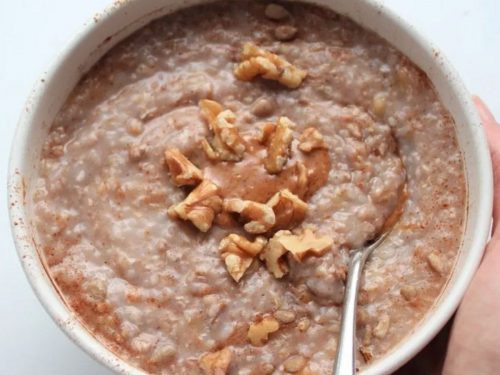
442,97,500,375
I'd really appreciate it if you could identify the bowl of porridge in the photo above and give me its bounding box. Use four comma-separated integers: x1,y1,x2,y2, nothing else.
8,0,493,374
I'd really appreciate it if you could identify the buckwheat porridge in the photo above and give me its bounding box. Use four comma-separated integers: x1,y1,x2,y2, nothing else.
31,1,466,374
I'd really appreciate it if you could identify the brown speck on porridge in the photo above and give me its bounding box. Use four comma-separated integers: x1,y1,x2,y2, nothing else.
31,1,466,374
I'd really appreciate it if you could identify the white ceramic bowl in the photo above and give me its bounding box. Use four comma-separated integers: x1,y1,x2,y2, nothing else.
8,0,493,374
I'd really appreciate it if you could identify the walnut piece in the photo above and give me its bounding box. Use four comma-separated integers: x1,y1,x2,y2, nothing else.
199,98,223,123
372,314,390,339
247,315,280,346
168,180,222,232
234,42,307,89
260,230,291,278
199,99,246,162
295,162,309,198
221,253,253,284
261,117,295,174
164,148,203,186
220,233,268,257
224,198,276,234
266,189,307,230
259,122,276,144
276,228,333,262
199,347,232,375
298,127,328,152
359,346,373,363
219,234,267,282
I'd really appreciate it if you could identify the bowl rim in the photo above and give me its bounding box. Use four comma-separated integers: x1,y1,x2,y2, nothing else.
7,0,493,374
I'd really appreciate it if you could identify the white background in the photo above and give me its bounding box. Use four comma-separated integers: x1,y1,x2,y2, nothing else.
0,1,498,374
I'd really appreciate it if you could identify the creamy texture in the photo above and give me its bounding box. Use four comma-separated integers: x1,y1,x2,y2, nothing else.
31,1,466,374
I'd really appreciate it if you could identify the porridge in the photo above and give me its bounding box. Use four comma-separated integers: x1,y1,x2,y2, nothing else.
31,1,466,374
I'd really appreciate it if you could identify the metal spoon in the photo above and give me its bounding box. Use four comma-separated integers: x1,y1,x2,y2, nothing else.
333,186,407,375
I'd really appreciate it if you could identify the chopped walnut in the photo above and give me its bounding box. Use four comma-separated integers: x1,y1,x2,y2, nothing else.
224,198,276,234
295,162,309,198
266,189,307,230
220,233,268,257
262,117,295,174
359,346,374,363
298,127,328,152
372,314,390,339
199,100,246,161
199,98,223,123
234,42,307,89
260,230,291,278
164,148,203,186
200,139,219,160
276,228,333,262
248,315,280,346
199,347,232,375
168,180,222,232
219,234,267,282
221,253,253,283
259,122,277,144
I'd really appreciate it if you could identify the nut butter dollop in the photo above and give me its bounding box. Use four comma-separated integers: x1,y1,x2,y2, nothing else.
204,137,330,203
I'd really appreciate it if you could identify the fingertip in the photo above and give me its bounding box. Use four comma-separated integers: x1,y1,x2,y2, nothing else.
473,96,500,229
473,96,497,130
473,95,498,127
473,96,500,148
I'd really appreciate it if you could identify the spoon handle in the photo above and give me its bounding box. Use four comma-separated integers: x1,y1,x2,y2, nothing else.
333,249,367,375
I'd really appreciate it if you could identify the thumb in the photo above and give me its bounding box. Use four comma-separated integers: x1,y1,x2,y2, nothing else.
473,96,500,234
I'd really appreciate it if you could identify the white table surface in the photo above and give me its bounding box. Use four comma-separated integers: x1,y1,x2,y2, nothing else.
0,1,498,374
